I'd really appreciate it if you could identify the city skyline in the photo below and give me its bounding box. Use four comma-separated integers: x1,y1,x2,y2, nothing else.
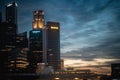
1,0,120,74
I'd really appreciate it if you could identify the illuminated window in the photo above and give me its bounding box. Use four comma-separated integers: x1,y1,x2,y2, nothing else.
33,22,37,29
54,77,60,80
51,26,59,29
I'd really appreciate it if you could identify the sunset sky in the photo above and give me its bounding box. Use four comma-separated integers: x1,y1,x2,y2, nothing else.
1,0,120,74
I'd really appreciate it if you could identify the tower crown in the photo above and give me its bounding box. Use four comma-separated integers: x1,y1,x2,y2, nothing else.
6,2,18,25
32,10,44,29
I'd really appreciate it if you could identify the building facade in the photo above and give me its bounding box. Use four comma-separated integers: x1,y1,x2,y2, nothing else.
0,2,18,73
0,22,17,73
29,30,43,63
13,32,29,72
46,22,61,71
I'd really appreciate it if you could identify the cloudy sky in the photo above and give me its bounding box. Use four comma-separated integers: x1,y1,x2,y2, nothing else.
1,0,120,74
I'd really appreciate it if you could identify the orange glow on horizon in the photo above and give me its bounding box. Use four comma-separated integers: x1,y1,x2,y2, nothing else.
63,58,116,74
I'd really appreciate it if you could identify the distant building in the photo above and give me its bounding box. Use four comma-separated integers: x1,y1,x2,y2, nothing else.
0,12,1,22
53,69,97,80
61,59,64,70
46,22,61,71
6,2,18,25
111,63,120,79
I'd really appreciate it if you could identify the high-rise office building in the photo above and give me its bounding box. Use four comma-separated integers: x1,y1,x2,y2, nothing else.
0,2,18,73
6,2,18,25
29,30,44,72
0,22,17,73
29,10,46,72
0,22,17,48
29,30,43,62
46,22,61,71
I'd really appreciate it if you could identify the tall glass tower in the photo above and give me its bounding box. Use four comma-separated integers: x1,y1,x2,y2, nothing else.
6,2,18,25
29,10,47,72
46,22,61,71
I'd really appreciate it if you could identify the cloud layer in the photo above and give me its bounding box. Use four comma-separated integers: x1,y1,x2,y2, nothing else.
1,0,120,73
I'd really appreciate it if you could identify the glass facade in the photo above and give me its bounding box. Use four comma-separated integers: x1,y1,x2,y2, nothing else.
29,30,43,72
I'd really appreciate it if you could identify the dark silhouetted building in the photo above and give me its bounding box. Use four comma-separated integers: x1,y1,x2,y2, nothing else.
46,22,61,71
0,22,17,49
111,63,120,79
13,32,29,73
0,22,17,74
0,2,18,74
29,30,43,64
0,12,1,22
29,30,44,72
6,2,18,25
16,32,28,48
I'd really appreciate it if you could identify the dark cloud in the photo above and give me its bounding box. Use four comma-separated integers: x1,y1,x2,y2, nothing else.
62,34,120,61
61,42,73,49
1,0,120,70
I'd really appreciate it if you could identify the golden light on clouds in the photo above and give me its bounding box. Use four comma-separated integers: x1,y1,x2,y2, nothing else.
64,58,119,74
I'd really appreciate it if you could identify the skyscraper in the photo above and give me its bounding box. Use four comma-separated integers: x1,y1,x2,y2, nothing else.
29,10,46,72
29,30,43,63
0,2,18,73
0,22,17,73
7,32,29,73
46,22,61,71
6,2,17,25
